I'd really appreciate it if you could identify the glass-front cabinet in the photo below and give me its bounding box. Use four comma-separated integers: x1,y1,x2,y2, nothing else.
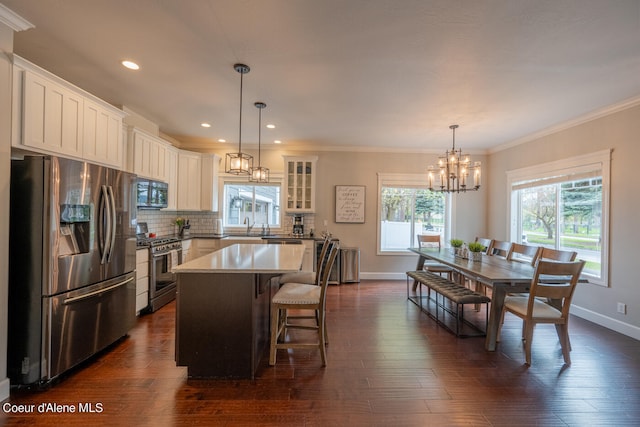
283,156,317,213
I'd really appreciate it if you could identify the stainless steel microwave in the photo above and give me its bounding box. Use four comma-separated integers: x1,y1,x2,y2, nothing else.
137,179,168,209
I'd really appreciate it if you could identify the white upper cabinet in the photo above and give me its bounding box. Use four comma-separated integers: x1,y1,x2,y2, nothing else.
200,154,220,212
283,156,318,213
127,126,170,181
177,150,202,211
174,152,220,212
12,55,125,169
83,100,124,167
21,70,84,158
164,146,179,211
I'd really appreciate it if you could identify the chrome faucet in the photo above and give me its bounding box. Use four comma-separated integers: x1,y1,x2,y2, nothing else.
243,217,255,235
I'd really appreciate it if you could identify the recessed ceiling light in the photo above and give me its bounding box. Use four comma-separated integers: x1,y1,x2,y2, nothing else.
121,60,140,70
218,139,226,143
274,140,282,144
266,124,275,129
201,122,211,128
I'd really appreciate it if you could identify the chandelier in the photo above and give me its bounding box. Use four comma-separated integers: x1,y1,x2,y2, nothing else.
225,63,253,175
428,124,481,193
249,102,270,182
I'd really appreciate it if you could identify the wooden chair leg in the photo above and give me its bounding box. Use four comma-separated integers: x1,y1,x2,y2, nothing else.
555,323,572,351
269,304,280,366
556,323,572,365
523,322,534,366
318,309,327,366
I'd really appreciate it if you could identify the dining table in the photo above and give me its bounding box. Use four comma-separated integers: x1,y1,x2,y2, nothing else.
408,247,539,351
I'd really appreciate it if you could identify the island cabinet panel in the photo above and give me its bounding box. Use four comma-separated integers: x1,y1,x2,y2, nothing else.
175,272,276,378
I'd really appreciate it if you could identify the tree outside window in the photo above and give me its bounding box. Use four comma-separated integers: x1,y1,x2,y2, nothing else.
380,186,446,252
509,150,609,285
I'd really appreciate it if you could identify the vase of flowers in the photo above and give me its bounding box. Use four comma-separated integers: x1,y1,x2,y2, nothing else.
175,217,189,237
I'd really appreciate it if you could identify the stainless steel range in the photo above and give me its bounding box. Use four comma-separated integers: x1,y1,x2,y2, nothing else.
137,225,182,313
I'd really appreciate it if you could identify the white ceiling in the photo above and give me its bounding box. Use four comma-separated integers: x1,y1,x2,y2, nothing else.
2,0,640,152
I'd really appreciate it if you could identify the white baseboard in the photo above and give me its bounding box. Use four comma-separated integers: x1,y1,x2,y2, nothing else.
571,305,640,341
0,377,10,402
360,272,407,281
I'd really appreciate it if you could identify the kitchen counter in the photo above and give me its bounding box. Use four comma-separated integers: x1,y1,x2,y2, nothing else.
174,243,305,273
174,243,305,379
186,233,319,240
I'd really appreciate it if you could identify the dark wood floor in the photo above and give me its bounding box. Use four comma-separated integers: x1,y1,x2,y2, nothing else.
2,280,640,426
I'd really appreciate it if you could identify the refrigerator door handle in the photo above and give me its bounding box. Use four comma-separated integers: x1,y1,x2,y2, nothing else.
62,276,134,305
99,185,113,264
106,185,117,262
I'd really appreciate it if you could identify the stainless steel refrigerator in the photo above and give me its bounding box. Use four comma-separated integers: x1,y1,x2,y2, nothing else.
8,156,137,386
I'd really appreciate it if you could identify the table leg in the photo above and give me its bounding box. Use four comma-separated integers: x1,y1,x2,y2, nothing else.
412,255,426,291
486,284,507,351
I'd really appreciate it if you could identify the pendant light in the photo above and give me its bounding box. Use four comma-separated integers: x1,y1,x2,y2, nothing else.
225,63,253,175
427,124,481,193
249,102,270,182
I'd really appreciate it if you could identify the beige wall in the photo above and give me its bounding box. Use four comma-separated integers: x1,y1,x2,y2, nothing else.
487,105,640,336
202,147,489,279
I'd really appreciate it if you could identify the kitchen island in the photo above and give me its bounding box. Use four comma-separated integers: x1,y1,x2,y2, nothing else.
173,243,305,378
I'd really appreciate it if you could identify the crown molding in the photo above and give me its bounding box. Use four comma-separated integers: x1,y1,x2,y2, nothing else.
0,4,34,32
489,95,640,154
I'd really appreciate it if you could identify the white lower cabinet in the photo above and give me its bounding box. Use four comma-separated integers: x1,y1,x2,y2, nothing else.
135,249,149,314
219,237,265,249
191,239,220,259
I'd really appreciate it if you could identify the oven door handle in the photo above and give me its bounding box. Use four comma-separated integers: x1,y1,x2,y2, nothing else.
63,277,134,305
152,248,182,259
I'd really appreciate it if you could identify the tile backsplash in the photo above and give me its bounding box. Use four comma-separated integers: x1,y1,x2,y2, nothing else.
137,210,317,237
137,210,218,237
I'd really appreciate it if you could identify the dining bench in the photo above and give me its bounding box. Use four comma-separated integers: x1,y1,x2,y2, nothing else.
406,270,491,337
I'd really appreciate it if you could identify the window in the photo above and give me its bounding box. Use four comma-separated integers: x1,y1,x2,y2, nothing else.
507,150,610,286
377,173,450,254
223,182,281,230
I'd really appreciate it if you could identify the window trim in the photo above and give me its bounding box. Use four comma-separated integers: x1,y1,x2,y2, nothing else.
506,149,611,286
376,173,452,255
219,172,284,233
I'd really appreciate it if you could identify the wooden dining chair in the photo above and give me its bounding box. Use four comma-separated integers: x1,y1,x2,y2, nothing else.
538,247,578,262
489,240,511,258
507,243,541,266
277,235,331,286
269,240,340,366
474,237,493,254
413,234,454,291
498,260,585,366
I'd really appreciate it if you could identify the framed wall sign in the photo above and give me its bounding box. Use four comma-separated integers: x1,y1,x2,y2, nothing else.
335,185,365,223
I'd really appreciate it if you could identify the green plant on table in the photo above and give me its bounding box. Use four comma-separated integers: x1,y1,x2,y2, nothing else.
450,239,464,248
175,217,185,227
468,242,485,253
